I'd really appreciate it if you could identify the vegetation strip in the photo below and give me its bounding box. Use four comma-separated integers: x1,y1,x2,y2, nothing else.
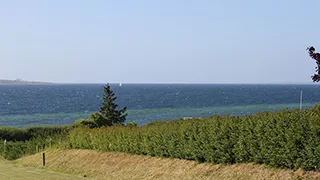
70,104,320,171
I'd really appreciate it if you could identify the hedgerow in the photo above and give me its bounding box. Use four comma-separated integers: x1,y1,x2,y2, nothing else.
0,126,71,160
69,105,320,171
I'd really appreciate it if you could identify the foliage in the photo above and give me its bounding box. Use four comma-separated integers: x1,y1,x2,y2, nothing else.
89,83,127,127
0,126,71,160
0,127,28,141
0,136,67,160
126,121,138,127
69,105,320,171
73,119,87,127
0,126,70,142
74,118,97,128
25,126,71,139
307,46,320,82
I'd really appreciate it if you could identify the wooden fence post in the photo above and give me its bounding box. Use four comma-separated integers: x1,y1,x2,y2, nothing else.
42,152,45,166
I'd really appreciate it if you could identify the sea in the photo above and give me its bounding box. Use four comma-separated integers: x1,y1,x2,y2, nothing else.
0,84,319,128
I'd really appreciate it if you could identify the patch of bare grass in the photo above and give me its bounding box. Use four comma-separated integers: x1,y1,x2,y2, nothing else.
15,149,320,180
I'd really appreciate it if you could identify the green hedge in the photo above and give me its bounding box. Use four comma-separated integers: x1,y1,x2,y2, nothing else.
0,127,28,141
69,105,320,171
0,126,71,141
0,137,66,160
0,126,71,160
25,126,71,139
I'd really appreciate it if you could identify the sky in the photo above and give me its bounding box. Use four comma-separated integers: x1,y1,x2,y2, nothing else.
1,0,320,84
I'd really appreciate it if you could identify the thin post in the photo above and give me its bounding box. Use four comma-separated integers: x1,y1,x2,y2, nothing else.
3,139,6,159
300,90,303,112
36,145,39,153
42,152,45,166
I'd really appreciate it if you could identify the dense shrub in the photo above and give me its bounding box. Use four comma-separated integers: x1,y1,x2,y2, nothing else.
0,126,71,142
26,126,71,139
126,121,138,127
0,127,28,141
0,126,71,160
0,137,66,160
69,105,320,171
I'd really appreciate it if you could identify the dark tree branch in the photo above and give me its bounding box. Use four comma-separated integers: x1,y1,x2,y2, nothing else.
307,46,320,82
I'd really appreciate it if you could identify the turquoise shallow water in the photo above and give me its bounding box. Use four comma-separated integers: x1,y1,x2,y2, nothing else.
0,103,316,127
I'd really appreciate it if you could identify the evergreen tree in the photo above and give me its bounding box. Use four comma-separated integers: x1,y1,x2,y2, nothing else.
93,83,127,127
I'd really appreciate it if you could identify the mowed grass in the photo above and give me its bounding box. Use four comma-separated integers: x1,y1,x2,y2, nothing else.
0,156,87,180
15,149,320,180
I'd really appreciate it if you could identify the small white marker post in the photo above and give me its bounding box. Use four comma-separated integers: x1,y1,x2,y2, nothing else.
300,90,303,112
3,139,6,159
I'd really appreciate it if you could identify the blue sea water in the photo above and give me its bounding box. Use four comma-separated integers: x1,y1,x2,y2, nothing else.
0,84,319,127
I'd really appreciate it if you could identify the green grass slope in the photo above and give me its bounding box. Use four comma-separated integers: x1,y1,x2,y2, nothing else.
15,149,320,180
0,159,87,180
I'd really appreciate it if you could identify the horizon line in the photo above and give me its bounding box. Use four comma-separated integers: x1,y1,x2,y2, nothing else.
25,82,318,85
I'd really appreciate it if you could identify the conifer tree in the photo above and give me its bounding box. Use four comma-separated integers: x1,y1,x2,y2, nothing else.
93,83,127,127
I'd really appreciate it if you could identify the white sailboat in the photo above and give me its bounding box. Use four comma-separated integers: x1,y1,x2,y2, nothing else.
119,82,122,87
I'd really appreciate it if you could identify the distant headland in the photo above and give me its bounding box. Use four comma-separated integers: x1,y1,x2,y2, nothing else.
0,79,53,84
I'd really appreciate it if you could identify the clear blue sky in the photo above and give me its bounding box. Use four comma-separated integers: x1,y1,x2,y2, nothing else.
1,0,319,84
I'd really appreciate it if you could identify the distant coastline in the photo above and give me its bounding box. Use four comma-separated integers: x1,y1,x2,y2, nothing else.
0,79,53,85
